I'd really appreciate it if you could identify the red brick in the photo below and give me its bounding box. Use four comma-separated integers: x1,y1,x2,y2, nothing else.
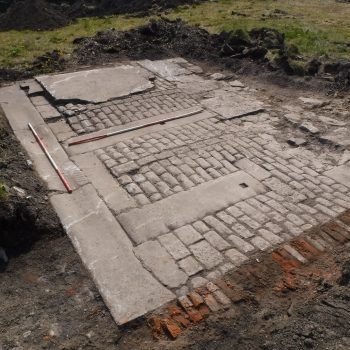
203,293,221,312
173,314,191,328
162,318,182,339
167,304,182,316
321,225,346,242
188,292,204,307
148,316,163,340
186,308,203,323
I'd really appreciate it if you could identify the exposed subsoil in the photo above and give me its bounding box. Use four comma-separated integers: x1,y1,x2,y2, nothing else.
0,221,349,349
0,0,204,31
0,114,63,263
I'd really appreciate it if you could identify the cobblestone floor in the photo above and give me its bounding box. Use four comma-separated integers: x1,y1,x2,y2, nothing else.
5,57,350,324
56,78,198,134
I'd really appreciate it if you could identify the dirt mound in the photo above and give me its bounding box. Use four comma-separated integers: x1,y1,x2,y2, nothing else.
73,19,296,73
0,0,69,31
0,0,205,31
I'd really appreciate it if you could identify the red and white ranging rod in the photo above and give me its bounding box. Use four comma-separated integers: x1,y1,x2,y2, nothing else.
28,123,73,194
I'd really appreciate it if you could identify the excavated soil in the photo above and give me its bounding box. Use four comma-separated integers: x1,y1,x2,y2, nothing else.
1,19,349,93
0,223,349,349
0,0,204,31
0,113,63,262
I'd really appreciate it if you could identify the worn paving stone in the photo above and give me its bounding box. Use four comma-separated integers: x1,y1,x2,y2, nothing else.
175,225,202,246
178,256,203,276
189,240,224,269
158,233,191,260
134,241,188,288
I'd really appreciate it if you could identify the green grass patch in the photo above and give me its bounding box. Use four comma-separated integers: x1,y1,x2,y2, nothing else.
0,183,8,199
0,0,349,68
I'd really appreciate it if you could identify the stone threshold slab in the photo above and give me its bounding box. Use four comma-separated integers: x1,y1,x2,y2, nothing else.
50,184,175,325
118,171,266,245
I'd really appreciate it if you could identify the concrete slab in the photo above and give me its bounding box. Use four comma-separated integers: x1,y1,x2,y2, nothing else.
201,90,265,120
118,171,266,244
235,159,271,181
50,184,175,324
36,65,154,103
0,84,45,131
138,58,192,80
325,165,350,188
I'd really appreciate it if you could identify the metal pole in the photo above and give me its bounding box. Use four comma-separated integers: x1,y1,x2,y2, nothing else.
28,123,73,194
68,108,203,146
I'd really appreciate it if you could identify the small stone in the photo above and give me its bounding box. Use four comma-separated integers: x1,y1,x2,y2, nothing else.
189,240,224,269
190,276,208,289
284,113,302,126
299,122,319,134
204,231,231,251
287,137,308,147
210,72,227,80
159,233,191,260
229,80,245,88
298,97,328,108
225,248,248,266
175,225,202,245
178,256,203,276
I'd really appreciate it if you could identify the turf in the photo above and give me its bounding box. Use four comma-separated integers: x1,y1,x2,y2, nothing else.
0,0,349,68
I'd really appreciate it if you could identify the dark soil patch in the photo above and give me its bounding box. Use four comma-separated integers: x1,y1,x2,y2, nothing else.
0,0,204,31
0,226,348,349
0,0,69,31
0,112,63,262
73,18,350,91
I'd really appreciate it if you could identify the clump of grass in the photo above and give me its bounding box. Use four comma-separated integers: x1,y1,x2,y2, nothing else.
0,183,8,200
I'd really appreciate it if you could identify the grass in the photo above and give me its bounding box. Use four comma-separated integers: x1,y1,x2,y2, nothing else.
0,183,8,199
0,0,350,68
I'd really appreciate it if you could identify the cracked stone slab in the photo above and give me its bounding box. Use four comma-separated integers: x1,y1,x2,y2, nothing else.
36,65,154,103
118,171,266,244
201,90,265,120
50,184,175,324
134,240,188,288
325,165,350,188
138,58,192,80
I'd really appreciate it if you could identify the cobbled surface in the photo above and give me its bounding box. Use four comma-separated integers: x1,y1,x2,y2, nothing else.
57,78,198,134
95,109,350,292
